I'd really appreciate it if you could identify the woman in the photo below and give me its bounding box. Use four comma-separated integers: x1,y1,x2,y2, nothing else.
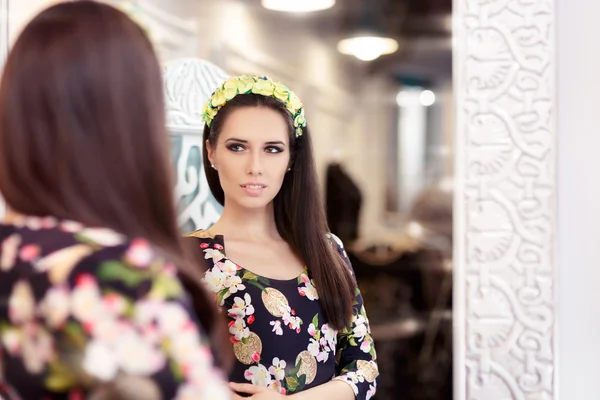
185,75,379,399
0,2,231,399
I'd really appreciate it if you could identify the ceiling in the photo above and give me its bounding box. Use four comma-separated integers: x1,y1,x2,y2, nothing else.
255,0,454,83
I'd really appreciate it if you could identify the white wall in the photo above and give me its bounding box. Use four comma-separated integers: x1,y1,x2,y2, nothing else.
557,0,600,398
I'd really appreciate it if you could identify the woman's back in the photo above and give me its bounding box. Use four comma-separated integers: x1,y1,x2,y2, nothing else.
0,215,230,399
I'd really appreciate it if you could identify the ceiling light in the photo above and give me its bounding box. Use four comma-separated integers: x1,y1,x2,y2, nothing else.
419,90,435,106
261,0,335,12
337,35,398,61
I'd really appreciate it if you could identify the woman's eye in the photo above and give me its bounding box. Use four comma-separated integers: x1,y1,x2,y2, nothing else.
227,144,245,152
265,146,283,154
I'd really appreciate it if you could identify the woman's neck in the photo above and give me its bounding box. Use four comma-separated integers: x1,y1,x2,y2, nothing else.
211,202,280,241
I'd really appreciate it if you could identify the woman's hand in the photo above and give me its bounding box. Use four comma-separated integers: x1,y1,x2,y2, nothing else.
230,382,287,399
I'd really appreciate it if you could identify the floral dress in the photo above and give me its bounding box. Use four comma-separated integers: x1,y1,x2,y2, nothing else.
185,231,379,399
0,215,231,400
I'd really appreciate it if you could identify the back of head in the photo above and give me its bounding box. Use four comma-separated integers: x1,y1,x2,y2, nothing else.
0,0,176,248
0,1,233,370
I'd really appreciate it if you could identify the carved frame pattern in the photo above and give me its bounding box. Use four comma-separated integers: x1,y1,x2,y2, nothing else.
453,0,557,399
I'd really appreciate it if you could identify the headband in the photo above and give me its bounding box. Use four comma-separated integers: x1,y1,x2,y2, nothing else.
202,75,307,138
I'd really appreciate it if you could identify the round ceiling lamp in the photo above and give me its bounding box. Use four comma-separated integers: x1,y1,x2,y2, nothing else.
261,0,336,12
337,33,399,61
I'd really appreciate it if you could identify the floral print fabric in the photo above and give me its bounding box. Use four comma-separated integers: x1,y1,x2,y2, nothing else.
187,231,379,399
0,216,231,400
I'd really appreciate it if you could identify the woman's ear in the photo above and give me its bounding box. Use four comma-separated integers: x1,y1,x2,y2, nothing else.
206,139,216,169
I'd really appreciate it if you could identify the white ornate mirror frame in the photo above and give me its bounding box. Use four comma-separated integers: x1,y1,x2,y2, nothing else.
453,0,557,398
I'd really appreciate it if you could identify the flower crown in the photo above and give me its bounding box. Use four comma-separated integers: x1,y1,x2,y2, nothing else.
202,75,307,138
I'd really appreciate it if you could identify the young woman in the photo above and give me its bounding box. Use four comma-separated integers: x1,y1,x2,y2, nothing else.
185,75,379,399
0,2,231,399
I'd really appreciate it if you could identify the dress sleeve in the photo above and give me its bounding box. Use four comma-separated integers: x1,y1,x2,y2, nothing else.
328,234,379,400
1,238,232,400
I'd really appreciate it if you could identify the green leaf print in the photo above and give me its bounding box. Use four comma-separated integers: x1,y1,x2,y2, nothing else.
169,359,185,382
285,376,300,392
246,280,265,291
44,360,78,392
63,322,87,348
148,273,184,299
97,261,149,287
242,271,259,280
311,314,319,329
289,358,303,376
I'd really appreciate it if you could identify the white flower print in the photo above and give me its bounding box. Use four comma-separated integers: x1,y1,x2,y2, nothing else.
71,274,104,324
244,364,272,387
216,259,239,275
115,331,166,376
2,328,21,355
270,320,283,336
268,357,286,381
204,267,227,294
21,324,54,374
228,293,254,320
282,311,302,333
224,275,245,294
228,318,250,342
8,280,36,324
268,379,287,395
77,228,126,246
39,285,70,328
203,248,225,263
297,273,319,301
124,238,154,268
353,314,368,341
156,302,191,336
360,337,373,354
82,340,119,381
1,234,21,271
307,338,320,358
366,383,377,400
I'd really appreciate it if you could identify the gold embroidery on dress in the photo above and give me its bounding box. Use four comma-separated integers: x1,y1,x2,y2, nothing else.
295,350,317,384
261,288,290,317
233,332,263,365
184,229,215,239
357,360,379,383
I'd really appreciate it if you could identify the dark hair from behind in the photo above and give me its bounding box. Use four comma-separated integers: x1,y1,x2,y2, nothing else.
203,94,356,330
0,1,231,370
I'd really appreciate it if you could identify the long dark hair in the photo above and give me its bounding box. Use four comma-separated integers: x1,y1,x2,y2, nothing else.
0,1,231,369
203,94,355,330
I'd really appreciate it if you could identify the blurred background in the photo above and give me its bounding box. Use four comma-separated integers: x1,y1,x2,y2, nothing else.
9,1,454,399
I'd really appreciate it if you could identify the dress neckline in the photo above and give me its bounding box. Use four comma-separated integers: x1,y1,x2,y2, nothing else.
197,231,307,283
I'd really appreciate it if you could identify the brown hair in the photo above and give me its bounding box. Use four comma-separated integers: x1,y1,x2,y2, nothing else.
203,94,356,330
0,1,231,369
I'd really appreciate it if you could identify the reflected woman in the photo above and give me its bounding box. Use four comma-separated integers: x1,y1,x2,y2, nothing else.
185,76,379,399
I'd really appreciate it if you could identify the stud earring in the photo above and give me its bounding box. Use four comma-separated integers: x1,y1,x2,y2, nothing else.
211,164,217,170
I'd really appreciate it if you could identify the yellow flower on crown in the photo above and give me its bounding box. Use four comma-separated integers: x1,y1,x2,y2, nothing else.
287,92,302,114
237,76,256,93
274,82,290,103
252,79,275,96
202,75,307,138
223,80,239,101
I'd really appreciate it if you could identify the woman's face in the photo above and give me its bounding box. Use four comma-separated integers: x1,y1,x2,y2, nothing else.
207,106,291,211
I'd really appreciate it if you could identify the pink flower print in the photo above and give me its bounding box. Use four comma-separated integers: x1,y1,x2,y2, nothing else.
19,244,40,262
361,337,373,354
102,293,127,317
248,315,255,325
252,351,261,363
125,239,154,268
200,243,209,249
308,323,317,337
214,243,224,251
